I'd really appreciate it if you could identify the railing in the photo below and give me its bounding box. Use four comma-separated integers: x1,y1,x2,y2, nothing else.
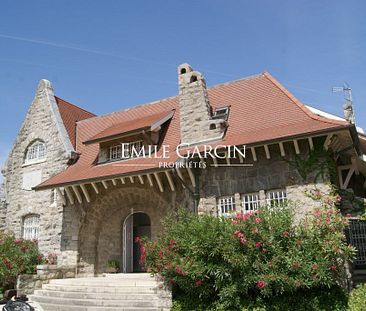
347,219,366,268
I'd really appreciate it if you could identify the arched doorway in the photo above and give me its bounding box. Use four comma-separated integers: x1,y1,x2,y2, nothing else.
123,212,151,273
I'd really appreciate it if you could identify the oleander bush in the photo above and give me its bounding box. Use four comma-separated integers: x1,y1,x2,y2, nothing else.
0,231,44,294
142,200,354,310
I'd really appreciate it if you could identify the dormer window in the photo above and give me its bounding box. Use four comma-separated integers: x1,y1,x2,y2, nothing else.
212,106,230,120
109,140,144,161
25,140,46,164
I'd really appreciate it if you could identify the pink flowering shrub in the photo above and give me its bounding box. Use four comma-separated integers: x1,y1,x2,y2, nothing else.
144,202,354,309
0,231,44,294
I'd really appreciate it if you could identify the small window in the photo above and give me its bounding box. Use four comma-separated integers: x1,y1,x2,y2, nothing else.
110,145,123,160
212,106,230,120
266,189,287,207
22,214,40,240
109,140,144,161
241,193,260,213
209,124,216,130
217,196,235,216
25,141,46,163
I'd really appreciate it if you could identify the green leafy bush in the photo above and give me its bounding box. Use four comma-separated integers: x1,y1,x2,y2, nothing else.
171,286,348,311
144,203,354,310
0,231,44,294
348,283,366,311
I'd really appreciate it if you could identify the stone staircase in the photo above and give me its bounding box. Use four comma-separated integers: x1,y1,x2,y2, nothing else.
28,273,172,311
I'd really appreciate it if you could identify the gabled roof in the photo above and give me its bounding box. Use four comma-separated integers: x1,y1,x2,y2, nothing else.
84,110,174,145
55,97,96,148
36,72,351,189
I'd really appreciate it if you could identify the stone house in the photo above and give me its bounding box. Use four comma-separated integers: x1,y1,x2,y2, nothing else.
1,64,366,277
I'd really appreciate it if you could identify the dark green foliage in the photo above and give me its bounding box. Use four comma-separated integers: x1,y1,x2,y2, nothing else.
0,232,44,294
144,205,354,310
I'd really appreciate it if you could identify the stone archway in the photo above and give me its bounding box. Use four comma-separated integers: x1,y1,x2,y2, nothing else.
77,186,170,275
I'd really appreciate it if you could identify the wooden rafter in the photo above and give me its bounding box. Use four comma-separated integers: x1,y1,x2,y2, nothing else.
251,147,257,162
101,180,108,189
279,142,285,157
146,174,154,186
264,145,270,159
138,175,144,184
80,184,91,203
293,140,300,155
308,137,314,150
91,182,99,194
71,185,83,204
153,172,164,192
64,186,74,205
56,187,66,205
165,170,175,191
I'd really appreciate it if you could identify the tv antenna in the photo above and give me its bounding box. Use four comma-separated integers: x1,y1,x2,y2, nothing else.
332,83,355,124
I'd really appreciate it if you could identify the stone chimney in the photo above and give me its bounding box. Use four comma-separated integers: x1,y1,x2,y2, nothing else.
178,63,227,145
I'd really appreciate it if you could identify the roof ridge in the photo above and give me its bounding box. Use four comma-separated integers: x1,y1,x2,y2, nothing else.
55,96,96,117
77,95,178,124
76,72,264,125
262,72,347,127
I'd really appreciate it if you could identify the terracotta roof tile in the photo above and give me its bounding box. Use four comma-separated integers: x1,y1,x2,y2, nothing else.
55,97,96,148
37,72,350,188
84,110,174,144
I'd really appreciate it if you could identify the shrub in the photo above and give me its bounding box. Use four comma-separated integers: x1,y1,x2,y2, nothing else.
0,231,44,294
144,203,354,310
348,283,366,311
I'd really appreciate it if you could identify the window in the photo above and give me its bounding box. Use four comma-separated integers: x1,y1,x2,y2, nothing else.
109,141,144,161
25,141,46,163
212,106,230,120
22,214,40,240
110,145,123,160
266,189,287,207
217,196,235,216
241,193,260,213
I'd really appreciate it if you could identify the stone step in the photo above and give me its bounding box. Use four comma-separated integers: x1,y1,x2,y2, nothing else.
30,275,171,310
101,273,152,278
29,295,167,308
33,289,160,300
42,284,159,293
49,279,158,286
31,302,163,311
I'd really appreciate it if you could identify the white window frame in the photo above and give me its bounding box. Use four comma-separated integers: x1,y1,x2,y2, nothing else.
109,140,144,161
266,189,287,207
109,145,123,160
241,193,260,213
22,214,40,240
217,196,235,216
25,141,46,164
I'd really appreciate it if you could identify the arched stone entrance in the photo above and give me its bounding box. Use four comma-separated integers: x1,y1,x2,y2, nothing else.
123,212,151,273
77,186,171,275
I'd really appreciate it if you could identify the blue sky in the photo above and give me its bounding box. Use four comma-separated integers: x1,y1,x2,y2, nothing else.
0,0,365,176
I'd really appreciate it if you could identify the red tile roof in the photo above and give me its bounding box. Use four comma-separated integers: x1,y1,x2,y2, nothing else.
84,110,174,144
55,97,96,148
37,72,350,189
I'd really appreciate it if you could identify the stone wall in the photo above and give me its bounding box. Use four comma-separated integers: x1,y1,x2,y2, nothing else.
17,264,76,295
197,138,331,217
2,80,71,257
